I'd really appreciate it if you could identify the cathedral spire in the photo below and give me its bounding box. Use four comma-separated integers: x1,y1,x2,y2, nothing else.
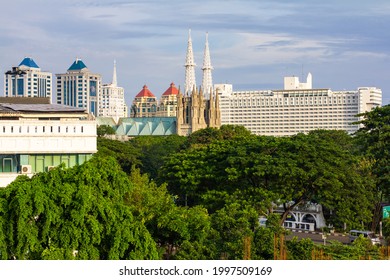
184,29,196,95
202,32,213,99
112,60,117,86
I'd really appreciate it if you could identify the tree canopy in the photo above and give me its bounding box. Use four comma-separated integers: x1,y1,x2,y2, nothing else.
0,157,158,260
159,129,376,229
1,124,386,260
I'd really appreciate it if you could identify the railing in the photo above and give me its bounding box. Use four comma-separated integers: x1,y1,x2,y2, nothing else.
284,221,315,231
274,203,323,214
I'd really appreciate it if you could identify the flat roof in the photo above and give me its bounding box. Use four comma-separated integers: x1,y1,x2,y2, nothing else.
0,103,87,113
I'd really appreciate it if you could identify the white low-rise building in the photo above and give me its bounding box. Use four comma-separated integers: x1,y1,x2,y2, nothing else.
215,74,382,136
0,97,96,187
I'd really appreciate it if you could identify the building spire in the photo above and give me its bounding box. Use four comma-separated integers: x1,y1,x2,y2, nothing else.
184,29,196,95
202,32,213,99
112,60,117,86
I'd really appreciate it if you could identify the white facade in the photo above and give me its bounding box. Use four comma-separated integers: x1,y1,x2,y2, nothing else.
99,62,126,121
4,57,52,100
284,73,312,90
216,75,382,136
100,84,126,121
0,100,96,187
0,119,96,154
56,59,101,117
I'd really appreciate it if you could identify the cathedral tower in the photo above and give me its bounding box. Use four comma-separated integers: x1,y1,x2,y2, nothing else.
202,32,213,99
184,29,196,95
177,31,221,136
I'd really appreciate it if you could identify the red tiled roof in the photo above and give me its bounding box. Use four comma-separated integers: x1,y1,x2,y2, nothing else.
135,85,156,98
162,82,179,96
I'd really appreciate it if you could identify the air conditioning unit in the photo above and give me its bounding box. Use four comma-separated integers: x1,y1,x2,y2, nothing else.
21,165,32,174
47,166,56,171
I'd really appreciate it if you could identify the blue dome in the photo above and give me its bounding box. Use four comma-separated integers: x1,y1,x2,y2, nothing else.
18,57,40,68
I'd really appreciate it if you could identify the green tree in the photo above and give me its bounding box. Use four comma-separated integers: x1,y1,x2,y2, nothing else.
286,237,314,260
130,135,186,179
207,203,260,260
271,131,375,229
97,125,116,136
160,135,278,213
126,166,211,259
0,157,158,260
382,218,390,245
354,104,390,199
186,125,253,147
318,238,381,260
97,137,141,174
354,105,390,230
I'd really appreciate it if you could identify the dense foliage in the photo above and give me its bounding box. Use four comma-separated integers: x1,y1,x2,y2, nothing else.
159,129,376,229
1,121,389,260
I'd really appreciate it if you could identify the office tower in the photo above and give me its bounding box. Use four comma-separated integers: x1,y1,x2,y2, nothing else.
56,59,101,116
4,57,52,100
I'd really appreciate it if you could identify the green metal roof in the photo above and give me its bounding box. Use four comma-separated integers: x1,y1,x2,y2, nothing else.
68,59,87,71
116,117,177,136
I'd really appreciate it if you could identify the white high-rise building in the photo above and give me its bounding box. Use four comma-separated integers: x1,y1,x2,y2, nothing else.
216,74,382,136
100,61,126,121
56,59,101,117
4,57,52,100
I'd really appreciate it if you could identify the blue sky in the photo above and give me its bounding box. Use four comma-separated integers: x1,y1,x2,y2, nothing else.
1,0,389,105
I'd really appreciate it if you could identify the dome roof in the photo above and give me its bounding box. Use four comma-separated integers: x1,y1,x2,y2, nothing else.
135,85,156,98
162,82,179,96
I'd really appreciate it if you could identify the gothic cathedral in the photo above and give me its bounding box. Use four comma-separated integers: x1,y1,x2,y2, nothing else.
176,31,221,136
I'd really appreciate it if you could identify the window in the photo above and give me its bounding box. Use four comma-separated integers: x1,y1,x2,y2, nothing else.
2,158,13,173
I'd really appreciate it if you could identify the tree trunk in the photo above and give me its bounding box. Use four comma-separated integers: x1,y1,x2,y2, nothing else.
279,200,304,226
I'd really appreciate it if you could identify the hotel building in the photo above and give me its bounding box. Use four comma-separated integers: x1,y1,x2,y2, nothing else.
216,74,382,136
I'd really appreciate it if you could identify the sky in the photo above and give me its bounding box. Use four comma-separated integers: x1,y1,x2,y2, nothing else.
1,0,389,106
